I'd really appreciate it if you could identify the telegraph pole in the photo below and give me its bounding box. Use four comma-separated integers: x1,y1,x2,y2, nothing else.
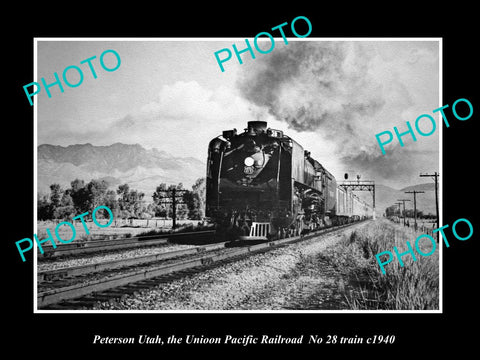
420,172,440,231
405,191,424,231
156,186,187,229
395,202,402,223
172,188,177,229
397,199,411,226
395,202,402,214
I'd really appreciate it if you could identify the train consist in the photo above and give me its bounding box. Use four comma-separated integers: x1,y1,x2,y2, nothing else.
206,121,373,241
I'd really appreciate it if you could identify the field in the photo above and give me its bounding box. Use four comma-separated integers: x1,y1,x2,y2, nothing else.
388,216,438,235
317,218,439,310
36,218,202,240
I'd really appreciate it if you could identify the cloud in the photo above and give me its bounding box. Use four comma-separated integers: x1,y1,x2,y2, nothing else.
139,80,257,124
56,80,262,160
237,42,388,153
235,41,440,187
37,41,440,190
141,81,215,120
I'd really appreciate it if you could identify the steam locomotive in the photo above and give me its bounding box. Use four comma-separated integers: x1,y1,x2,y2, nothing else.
205,121,372,241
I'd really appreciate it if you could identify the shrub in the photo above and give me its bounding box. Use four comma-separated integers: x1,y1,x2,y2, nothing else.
321,219,439,310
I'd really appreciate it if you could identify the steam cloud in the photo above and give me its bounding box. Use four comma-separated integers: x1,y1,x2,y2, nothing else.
238,42,384,149
236,41,439,187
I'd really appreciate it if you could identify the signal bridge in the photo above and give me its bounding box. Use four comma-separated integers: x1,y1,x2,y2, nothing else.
338,180,376,220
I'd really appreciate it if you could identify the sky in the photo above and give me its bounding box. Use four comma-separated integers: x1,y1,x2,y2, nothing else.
37,39,440,189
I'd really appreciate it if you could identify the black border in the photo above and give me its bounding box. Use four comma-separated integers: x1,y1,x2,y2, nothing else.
7,6,478,356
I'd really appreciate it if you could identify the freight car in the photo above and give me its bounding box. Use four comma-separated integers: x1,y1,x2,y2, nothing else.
206,121,372,241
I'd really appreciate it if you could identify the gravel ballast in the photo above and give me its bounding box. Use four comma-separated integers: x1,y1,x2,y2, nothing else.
37,244,196,272
92,222,372,310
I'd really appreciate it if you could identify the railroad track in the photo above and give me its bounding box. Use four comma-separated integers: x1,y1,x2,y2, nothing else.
37,230,216,259
37,221,369,309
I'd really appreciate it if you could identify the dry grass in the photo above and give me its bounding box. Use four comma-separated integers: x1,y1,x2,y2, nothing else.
318,219,439,310
35,218,201,241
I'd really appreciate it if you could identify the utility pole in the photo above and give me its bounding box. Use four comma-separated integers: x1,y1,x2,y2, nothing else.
395,202,402,223
395,202,402,214
420,172,440,231
172,188,177,229
405,191,424,231
397,199,411,226
156,186,187,229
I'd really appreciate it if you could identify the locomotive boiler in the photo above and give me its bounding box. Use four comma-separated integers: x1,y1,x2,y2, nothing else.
205,121,371,241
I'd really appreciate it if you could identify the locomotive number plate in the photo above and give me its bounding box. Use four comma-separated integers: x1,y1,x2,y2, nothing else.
244,166,254,174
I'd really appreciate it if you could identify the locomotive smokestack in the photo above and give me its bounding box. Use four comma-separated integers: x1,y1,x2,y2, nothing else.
247,121,267,135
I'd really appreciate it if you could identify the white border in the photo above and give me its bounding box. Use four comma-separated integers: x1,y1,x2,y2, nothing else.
438,38,443,314
33,37,443,314
33,40,38,310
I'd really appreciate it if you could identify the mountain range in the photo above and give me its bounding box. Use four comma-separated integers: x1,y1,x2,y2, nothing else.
37,143,438,216
37,143,206,196
356,183,437,217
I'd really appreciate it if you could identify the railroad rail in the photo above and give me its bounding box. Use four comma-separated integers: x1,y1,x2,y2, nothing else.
38,242,226,282
37,230,216,259
37,221,370,309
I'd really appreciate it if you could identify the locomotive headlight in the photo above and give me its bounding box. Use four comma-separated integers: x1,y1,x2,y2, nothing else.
244,157,255,166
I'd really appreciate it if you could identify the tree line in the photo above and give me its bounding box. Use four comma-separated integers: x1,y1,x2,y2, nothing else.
38,178,206,221
385,205,436,219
